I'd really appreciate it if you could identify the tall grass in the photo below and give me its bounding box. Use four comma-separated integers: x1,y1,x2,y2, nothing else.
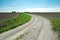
0,13,31,33
49,18,60,40
49,18,60,33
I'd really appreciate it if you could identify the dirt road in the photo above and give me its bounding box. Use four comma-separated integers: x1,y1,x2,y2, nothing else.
0,14,57,40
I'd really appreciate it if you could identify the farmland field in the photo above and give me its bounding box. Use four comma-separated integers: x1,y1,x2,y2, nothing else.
30,12,60,19
0,13,19,22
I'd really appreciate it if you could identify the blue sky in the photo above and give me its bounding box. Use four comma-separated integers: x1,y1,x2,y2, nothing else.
0,0,60,12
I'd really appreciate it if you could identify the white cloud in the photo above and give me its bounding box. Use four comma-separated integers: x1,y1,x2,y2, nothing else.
0,8,60,12
21,8,60,12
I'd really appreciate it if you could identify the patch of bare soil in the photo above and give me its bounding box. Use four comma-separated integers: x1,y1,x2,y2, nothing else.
0,13,19,22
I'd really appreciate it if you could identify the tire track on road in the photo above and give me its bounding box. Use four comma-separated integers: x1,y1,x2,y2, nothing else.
17,15,44,40
0,15,37,40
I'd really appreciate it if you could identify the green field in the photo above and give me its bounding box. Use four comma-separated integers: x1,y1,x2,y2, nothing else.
49,18,60,33
0,13,31,33
49,18,60,40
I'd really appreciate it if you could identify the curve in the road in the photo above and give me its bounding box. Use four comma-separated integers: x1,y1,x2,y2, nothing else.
0,14,57,40
18,15,44,40
0,14,38,40
16,14,57,40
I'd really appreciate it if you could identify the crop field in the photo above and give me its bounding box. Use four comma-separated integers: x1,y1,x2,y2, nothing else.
30,12,60,19
0,13,19,22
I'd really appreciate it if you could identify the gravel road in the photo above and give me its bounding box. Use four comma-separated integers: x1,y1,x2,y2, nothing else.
0,14,57,40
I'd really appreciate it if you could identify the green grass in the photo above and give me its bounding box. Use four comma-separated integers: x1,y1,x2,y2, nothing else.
0,13,31,33
49,18,60,33
49,18,60,40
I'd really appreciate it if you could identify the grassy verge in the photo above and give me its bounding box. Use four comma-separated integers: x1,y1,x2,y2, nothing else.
49,18,60,40
0,13,31,33
49,18,60,33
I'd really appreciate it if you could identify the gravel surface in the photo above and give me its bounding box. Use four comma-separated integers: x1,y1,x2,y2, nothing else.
0,14,36,40
0,14,57,40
